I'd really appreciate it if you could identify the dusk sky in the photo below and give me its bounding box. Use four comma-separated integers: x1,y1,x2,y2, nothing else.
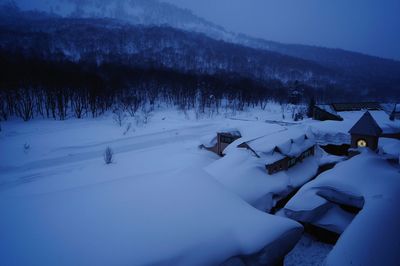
162,0,400,61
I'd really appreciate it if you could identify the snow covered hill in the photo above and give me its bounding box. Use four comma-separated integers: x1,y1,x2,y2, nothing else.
0,7,336,87
1,0,399,97
4,0,400,91
5,0,230,40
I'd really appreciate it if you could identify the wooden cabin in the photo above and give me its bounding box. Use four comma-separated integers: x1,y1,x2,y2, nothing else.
331,102,381,112
239,129,316,175
266,146,315,175
313,102,382,122
349,111,382,151
201,130,241,156
217,132,241,156
313,105,343,121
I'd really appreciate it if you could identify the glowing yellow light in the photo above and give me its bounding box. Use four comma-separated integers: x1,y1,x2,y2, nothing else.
357,139,367,148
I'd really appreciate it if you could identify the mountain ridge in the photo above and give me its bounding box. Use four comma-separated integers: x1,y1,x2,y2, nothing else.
5,0,399,66
0,1,399,100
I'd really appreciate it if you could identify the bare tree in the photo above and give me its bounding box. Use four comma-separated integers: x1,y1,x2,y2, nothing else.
103,147,114,164
122,95,141,117
113,107,127,127
23,142,30,154
123,122,132,135
142,105,153,124
15,89,34,121
72,91,86,119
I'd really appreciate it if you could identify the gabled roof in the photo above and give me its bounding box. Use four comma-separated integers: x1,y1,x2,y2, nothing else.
315,104,343,120
349,111,382,137
217,129,242,137
241,127,315,160
316,104,338,115
332,102,381,112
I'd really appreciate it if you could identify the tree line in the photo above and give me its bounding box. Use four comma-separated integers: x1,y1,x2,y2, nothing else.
0,49,316,122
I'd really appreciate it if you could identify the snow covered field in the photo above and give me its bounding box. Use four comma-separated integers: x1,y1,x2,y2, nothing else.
1,106,399,265
0,107,307,265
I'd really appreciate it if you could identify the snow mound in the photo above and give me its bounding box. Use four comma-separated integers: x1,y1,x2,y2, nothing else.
0,167,302,266
206,147,319,212
282,150,400,265
379,137,400,160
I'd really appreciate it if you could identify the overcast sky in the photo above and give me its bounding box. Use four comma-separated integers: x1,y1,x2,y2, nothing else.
162,0,400,61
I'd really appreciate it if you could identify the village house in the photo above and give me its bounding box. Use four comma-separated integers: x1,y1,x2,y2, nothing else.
200,130,242,156
311,103,400,156
238,128,316,175
313,102,382,122
313,104,343,121
349,111,382,151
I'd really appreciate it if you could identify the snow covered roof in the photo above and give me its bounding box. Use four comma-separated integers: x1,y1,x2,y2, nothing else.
379,138,400,158
205,147,320,212
218,128,242,136
199,128,241,148
221,122,285,155
332,102,381,112
348,111,382,137
282,151,400,265
308,110,400,145
243,127,316,159
315,104,338,115
382,103,400,113
200,133,218,148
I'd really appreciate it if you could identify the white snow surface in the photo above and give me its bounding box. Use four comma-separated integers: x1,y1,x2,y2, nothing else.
205,146,319,212
283,150,400,265
379,137,400,158
2,106,399,265
245,126,315,158
0,168,302,266
0,110,304,266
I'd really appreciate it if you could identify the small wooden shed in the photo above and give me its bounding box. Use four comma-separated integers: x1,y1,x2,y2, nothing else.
349,111,382,151
201,130,241,157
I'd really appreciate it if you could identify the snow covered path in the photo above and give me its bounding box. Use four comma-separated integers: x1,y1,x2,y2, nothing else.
0,120,219,191
1,123,215,169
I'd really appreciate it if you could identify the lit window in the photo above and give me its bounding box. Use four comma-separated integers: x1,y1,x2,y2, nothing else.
357,139,367,148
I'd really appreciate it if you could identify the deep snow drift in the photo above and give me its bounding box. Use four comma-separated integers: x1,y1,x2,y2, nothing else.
0,168,303,266
0,109,306,266
1,106,399,265
282,150,400,265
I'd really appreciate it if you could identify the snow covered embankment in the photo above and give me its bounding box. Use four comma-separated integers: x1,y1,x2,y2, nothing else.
282,150,400,265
